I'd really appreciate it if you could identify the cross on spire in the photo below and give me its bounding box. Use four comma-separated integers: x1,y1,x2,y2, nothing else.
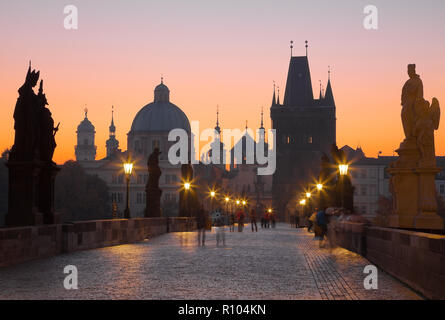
305,40,308,56
290,40,294,57
260,106,264,129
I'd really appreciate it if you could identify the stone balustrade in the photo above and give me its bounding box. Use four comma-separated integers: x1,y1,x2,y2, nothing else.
0,217,196,268
329,219,445,299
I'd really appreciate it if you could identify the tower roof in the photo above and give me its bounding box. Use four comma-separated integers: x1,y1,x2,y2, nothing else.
324,78,335,106
77,109,95,132
109,106,116,133
283,56,314,107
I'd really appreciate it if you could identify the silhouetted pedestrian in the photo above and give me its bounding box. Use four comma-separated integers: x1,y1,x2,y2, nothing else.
197,205,207,246
250,208,258,232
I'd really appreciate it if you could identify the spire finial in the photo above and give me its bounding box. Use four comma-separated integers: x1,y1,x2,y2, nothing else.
245,120,248,131
84,105,88,118
111,105,114,122
260,106,264,129
290,40,294,57
277,86,280,105
305,40,308,56
216,104,219,127
161,75,163,84
328,65,331,80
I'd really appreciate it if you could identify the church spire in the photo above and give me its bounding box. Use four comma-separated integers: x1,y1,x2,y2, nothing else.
271,81,276,107
324,66,335,106
260,106,264,130
215,105,221,134
276,86,280,105
109,106,116,135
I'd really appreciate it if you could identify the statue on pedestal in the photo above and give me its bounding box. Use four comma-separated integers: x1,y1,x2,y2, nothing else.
6,63,60,226
388,64,443,230
145,147,162,217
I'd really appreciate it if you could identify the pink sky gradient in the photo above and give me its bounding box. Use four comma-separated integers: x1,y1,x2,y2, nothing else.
0,0,444,164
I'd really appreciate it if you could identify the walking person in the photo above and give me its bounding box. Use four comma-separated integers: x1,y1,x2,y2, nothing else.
250,208,258,232
270,212,276,228
316,207,328,248
265,210,270,228
229,211,235,232
294,209,300,228
215,214,226,247
197,204,207,246
236,208,244,232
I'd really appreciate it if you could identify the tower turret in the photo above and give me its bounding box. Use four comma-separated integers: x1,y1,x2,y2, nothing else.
106,106,120,157
75,108,97,161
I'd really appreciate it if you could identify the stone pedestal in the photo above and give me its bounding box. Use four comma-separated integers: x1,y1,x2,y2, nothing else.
388,139,444,230
145,187,162,217
5,161,60,227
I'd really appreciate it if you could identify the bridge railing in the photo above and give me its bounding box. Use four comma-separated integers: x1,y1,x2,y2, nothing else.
0,217,197,268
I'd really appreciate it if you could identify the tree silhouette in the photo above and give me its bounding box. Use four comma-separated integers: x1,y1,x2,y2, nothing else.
55,160,110,222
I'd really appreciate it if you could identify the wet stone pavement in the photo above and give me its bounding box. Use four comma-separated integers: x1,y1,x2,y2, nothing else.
0,224,422,300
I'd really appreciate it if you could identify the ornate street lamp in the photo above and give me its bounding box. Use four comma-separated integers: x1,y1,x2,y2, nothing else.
123,157,133,219
339,164,349,208
339,164,349,176
209,190,216,213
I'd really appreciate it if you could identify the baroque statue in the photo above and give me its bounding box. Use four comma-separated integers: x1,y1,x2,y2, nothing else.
388,64,443,229
145,147,162,217
6,63,60,226
399,64,440,167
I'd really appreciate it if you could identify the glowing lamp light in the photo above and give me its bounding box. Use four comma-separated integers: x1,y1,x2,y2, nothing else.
317,184,323,191
236,200,240,205
300,199,306,205
242,200,247,206
225,197,230,202
123,162,133,175
210,191,216,198
184,182,191,190
268,208,272,213
306,192,311,198
339,164,349,176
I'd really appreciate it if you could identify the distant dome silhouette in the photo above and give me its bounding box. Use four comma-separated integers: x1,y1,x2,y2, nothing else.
130,81,190,133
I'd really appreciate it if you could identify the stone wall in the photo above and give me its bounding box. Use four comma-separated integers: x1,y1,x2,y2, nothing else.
0,217,196,268
329,220,445,299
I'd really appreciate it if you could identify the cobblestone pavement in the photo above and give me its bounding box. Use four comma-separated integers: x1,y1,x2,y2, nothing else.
0,224,422,300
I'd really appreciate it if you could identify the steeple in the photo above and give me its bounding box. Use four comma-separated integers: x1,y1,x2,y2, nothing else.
215,105,221,134
271,82,276,107
276,86,280,105
106,106,119,158
260,107,264,130
324,66,335,106
109,106,116,135
283,54,314,106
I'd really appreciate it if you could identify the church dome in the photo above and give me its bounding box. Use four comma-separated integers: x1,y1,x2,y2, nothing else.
77,112,95,132
130,82,191,133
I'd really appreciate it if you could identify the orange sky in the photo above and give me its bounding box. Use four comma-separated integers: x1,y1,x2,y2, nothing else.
0,1,444,164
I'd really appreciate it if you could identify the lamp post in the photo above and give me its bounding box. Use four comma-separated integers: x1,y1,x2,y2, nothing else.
306,192,312,214
183,181,191,217
123,157,133,219
210,190,216,213
316,183,323,208
225,196,230,220
339,164,349,209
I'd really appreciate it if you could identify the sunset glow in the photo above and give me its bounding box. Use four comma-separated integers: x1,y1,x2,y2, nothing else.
1,0,444,164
